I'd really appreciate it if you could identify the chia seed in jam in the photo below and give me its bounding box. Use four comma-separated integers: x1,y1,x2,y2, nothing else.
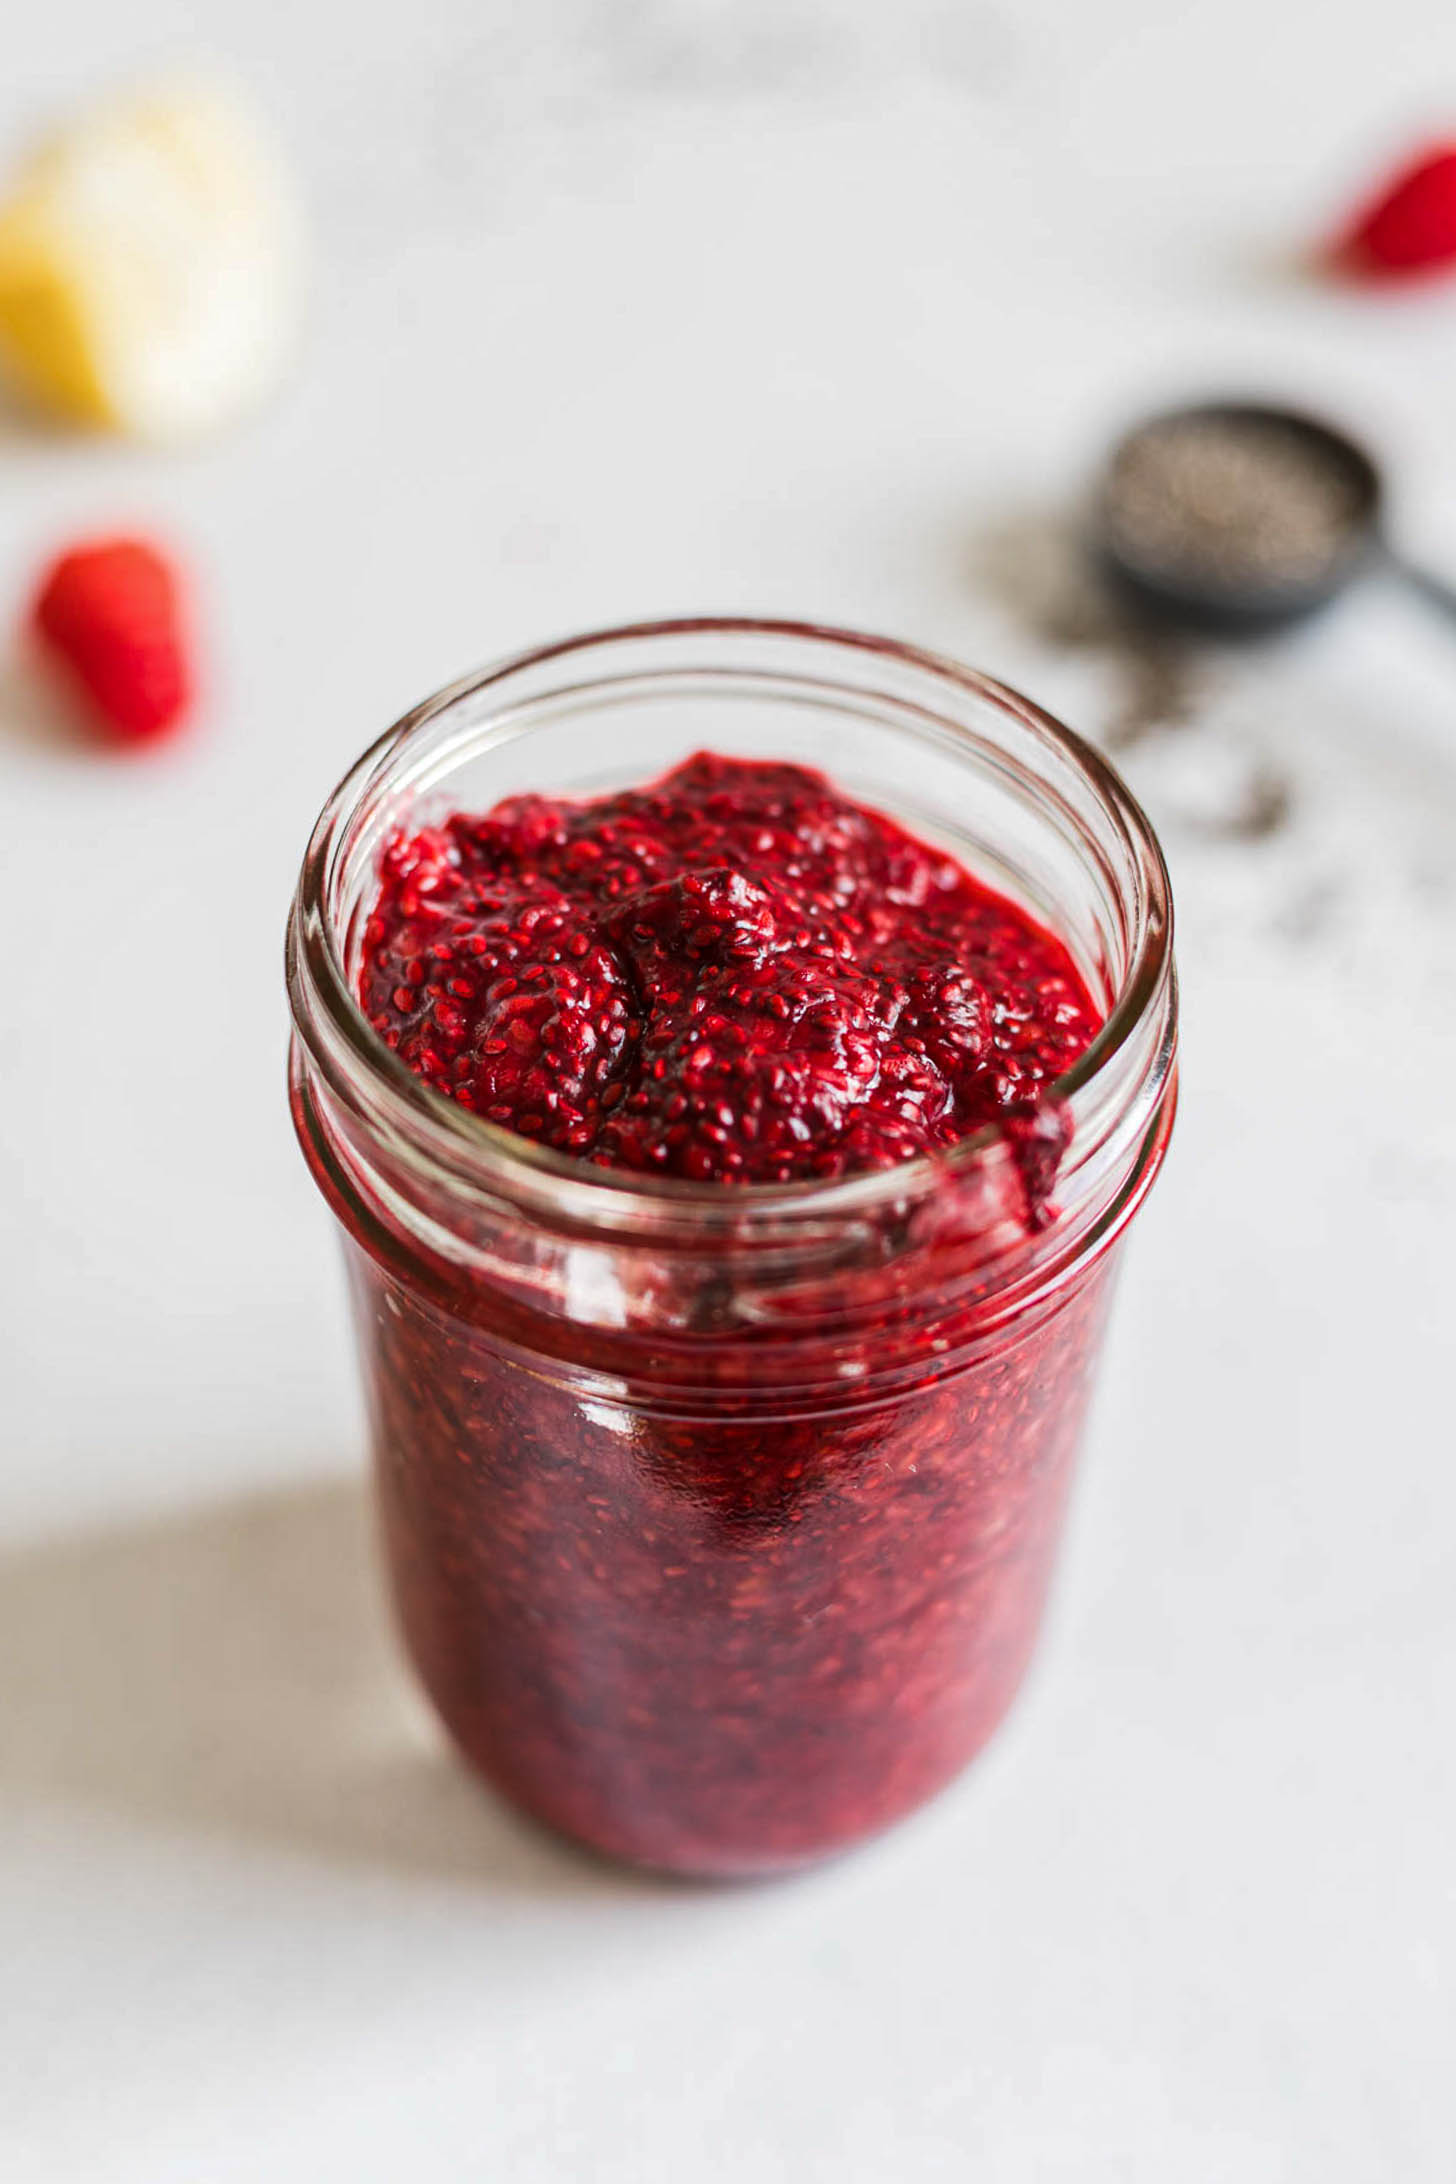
359,754,1101,1193
291,723,1173,1878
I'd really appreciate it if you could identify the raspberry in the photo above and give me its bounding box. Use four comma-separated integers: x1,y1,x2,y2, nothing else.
603,905,906,1183
1336,142,1456,278
360,845,634,1150
30,536,193,743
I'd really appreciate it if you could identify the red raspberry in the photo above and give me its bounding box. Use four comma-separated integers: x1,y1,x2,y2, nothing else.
1337,142,1456,278
30,537,193,744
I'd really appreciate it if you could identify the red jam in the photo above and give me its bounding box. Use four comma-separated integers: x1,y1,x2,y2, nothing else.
334,756,1116,1874
359,753,1100,1190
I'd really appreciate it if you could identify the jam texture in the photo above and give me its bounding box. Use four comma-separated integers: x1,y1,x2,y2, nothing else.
359,753,1099,1186
352,1245,1115,1875
331,755,1116,1874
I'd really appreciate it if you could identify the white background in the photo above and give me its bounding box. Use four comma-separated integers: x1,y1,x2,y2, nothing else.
3,3,1455,2177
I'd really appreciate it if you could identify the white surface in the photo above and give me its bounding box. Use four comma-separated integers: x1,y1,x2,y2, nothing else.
3,4,1455,2177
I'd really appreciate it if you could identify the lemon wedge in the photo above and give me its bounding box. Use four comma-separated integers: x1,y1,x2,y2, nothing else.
0,77,301,438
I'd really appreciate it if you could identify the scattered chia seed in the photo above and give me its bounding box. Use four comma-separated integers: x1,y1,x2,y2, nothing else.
971,505,1202,747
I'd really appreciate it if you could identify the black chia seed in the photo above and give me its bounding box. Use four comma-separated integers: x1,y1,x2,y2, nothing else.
1103,411,1368,593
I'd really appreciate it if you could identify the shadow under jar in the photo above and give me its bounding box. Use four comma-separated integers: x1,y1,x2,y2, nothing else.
286,620,1177,1879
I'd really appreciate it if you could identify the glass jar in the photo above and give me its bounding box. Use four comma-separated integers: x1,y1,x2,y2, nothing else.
286,620,1177,1878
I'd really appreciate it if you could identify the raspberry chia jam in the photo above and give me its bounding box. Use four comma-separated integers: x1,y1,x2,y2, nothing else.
287,621,1177,1876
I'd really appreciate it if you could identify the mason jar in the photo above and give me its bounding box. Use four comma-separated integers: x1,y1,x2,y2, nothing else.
286,619,1177,1877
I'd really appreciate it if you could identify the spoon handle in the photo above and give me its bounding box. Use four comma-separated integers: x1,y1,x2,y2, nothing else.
1390,551,1456,628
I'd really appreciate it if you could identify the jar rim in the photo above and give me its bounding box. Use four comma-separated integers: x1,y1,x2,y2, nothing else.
286,616,1175,1245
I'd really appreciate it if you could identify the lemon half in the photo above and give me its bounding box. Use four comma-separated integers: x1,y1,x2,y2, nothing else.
0,77,301,438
